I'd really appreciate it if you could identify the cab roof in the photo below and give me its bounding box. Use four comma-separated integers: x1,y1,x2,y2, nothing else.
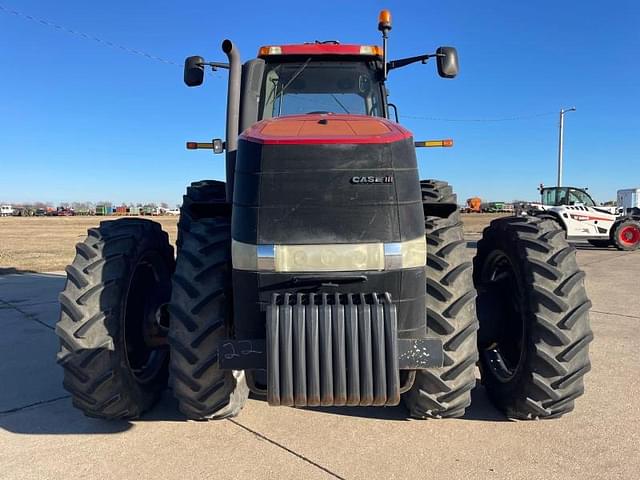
240,114,411,145
257,43,383,58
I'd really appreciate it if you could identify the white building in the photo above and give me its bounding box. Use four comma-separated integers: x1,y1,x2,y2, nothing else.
617,188,640,214
1,204,14,216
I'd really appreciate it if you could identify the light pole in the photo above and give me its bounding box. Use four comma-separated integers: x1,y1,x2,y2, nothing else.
557,106,576,187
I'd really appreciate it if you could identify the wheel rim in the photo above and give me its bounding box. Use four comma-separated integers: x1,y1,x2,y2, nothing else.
478,251,526,383
123,252,171,384
619,225,640,247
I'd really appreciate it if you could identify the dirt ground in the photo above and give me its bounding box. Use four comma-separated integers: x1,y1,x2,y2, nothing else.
0,216,179,273
0,213,506,273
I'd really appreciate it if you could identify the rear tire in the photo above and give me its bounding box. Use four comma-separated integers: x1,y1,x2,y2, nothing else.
403,180,478,419
169,183,248,419
474,216,592,419
55,219,174,419
420,179,456,204
176,180,227,251
612,219,640,251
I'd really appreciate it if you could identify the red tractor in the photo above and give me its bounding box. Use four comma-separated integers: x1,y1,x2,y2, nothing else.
56,11,591,421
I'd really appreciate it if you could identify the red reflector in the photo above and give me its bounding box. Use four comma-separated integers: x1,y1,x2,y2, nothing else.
443,139,454,147
186,142,197,149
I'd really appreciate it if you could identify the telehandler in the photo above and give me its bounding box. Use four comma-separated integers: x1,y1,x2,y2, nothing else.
530,185,640,250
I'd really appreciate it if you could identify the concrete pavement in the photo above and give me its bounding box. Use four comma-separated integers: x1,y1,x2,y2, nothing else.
1,243,639,480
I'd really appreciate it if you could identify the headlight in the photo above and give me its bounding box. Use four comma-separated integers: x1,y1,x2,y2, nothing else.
232,238,426,272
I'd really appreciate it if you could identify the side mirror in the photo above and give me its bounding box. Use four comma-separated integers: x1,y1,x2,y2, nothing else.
184,56,205,87
436,47,459,78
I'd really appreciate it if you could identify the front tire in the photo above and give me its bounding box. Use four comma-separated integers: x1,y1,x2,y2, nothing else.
474,216,592,419
403,180,478,419
55,219,174,419
169,182,248,419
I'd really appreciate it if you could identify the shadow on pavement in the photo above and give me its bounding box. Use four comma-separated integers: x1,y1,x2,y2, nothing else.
573,243,615,251
0,400,134,435
1,383,508,435
301,381,508,422
0,391,189,435
0,267,39,275
1,268,508,436
462,384,509,421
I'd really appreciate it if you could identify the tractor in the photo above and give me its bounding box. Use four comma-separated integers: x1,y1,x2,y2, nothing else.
530,185,640,251
55,11,592,421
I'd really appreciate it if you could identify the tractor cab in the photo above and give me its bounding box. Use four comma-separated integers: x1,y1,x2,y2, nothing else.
256,43,386,119
184,16,459,139
540,186,596,207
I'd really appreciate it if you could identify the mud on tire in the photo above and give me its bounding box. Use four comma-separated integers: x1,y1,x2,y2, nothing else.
474,216,592,419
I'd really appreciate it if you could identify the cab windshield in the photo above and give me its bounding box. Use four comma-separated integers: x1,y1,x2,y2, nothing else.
541,187,596,207
259,59,384,119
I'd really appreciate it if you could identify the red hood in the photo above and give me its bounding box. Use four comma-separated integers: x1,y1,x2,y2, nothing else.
239,114,413,145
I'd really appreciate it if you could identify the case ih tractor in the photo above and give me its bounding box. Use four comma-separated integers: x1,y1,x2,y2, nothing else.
55,11,592,421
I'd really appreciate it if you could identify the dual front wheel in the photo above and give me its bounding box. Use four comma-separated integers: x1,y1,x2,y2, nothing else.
56,180,592,420
55,183,244,420
403,181,592,420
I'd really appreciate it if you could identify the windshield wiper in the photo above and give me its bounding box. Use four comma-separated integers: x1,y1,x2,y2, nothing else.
277,58,312,116
330,94,350,114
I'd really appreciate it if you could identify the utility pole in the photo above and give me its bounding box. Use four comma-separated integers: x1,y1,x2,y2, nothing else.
557,107,576,187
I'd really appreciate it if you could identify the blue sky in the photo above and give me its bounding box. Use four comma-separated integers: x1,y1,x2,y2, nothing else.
1,1,638,206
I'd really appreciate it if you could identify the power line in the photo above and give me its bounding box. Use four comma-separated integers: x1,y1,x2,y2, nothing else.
0,3,181,69
401,111,557,123
0,5,560,114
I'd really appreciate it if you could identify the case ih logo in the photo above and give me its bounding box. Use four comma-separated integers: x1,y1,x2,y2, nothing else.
350,175,394,184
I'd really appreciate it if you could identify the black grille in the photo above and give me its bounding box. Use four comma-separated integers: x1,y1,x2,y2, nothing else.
266,292,400,407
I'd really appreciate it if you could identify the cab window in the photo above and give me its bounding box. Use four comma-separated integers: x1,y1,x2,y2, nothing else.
259,59,384,119
568,189,595,206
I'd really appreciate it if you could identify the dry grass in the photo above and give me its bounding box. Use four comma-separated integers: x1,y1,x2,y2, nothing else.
0,216,178,273
460,212,508,234
0,213,507,273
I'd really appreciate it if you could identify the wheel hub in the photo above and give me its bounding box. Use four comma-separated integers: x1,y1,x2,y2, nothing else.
123,255,171,384
619,225,640,246
478,250,526,383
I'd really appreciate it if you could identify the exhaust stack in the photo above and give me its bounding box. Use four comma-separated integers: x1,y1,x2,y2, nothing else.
222,39,241,203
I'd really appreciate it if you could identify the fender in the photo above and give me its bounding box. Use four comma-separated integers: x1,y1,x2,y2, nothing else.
423,202,458,219
534,210,566,231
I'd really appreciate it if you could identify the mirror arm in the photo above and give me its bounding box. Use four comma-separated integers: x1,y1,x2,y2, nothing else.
200,61,230,71
387,103,399,122
387,52,443,71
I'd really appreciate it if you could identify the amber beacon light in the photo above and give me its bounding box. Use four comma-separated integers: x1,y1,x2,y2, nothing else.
378,10,392,31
